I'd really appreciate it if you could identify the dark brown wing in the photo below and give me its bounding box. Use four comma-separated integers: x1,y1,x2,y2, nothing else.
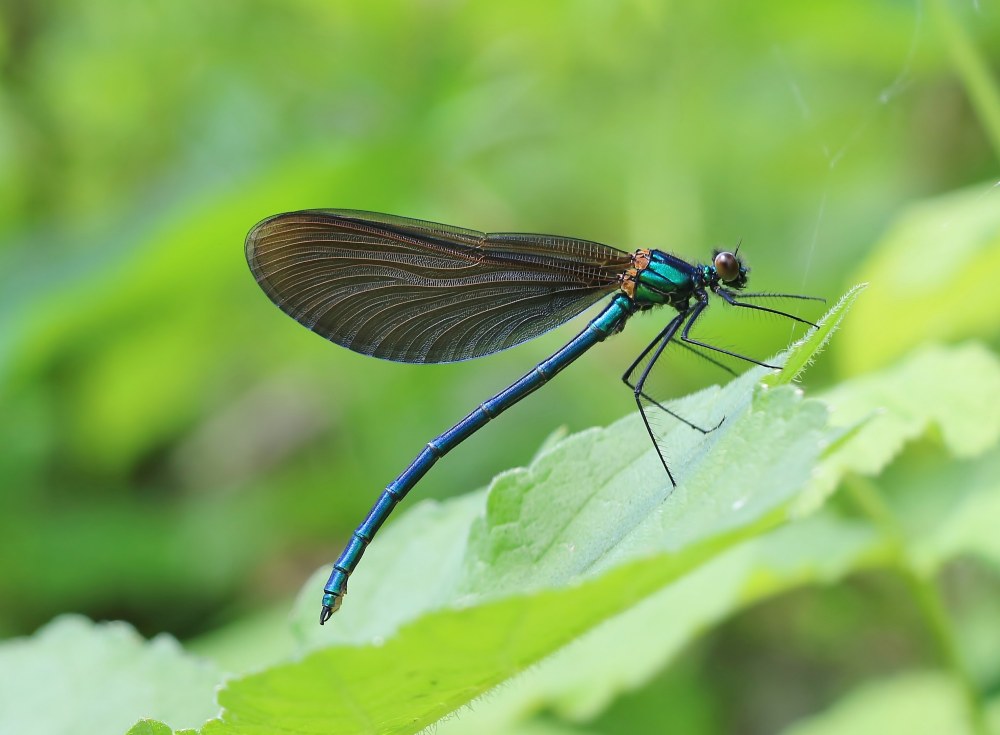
245,209,631,363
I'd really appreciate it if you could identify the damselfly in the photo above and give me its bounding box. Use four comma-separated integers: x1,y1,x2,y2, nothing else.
244,210,819,624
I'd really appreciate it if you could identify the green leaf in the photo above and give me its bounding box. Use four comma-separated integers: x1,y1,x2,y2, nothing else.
0,616,221,735
197,295,859,735
836,182,1000,376
97,316,1000,735
798,342,1000,513
433,515,885,734
284,284,864,653
126,721,174,735
432,342,1000,733
765,282,868,387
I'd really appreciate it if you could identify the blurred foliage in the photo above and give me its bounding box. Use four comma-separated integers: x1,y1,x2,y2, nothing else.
1,0,999,733
0,616,220,733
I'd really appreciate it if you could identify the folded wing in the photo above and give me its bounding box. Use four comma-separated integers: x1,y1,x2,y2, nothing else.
245,209,632,363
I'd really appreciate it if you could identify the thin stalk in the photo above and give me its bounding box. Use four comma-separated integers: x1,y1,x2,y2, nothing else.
928,0,1000,161
844,475,988,735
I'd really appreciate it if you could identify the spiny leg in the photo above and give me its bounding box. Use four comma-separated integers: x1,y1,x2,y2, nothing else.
675,340,737,377
714,288,818,328
632,330,679,486
621,317,680,386
732,292,826,303
623,313,719,434
624,313,721,485
680,299,782,369
621,316,736,377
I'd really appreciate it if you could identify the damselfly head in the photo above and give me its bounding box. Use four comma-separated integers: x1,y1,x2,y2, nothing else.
712,250,748,289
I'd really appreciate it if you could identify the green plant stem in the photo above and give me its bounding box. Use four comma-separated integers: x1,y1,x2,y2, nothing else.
928,0,1000,162
845,475,988,735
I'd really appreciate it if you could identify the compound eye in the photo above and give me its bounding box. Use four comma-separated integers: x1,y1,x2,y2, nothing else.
714,251,740,282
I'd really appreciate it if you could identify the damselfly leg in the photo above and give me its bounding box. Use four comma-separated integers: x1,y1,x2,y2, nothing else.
624,289,821,485
622,311,724,485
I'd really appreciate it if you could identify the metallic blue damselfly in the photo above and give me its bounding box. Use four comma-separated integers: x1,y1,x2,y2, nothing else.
244,210,819,624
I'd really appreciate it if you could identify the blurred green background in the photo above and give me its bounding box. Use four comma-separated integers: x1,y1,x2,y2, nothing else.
0,0,998,730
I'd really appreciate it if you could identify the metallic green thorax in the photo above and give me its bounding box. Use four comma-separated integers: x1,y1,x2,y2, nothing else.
632,250,698,308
